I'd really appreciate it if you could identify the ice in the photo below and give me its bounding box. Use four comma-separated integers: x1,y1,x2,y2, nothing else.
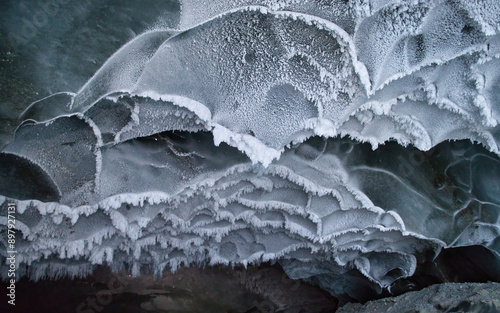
1,0,499,301
2,132,498,299
18,2,500,165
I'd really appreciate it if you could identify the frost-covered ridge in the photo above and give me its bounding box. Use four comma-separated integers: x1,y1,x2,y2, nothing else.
1,0,500,301
19,0,500,165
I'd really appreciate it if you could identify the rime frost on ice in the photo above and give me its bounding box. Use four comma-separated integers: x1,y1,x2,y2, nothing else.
1,130,499,299
19,1,500,166
1,0,500,300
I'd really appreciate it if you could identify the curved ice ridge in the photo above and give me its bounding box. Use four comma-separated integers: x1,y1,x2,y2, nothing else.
1,131,445,288
1,128,499,299
20,0,500,166
1,0,500,301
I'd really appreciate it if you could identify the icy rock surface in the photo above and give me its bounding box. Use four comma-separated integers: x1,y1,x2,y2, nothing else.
337,282,500,313
1,0,500,300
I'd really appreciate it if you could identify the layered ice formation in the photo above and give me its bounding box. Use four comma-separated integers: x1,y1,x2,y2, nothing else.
1,0,500,301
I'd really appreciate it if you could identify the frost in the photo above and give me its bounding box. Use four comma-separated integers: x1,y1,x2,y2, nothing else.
1,0,500,301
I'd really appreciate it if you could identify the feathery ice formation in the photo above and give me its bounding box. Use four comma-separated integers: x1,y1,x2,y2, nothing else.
1,0,500,301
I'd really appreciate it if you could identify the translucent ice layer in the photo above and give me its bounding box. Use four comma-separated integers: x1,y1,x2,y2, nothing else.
1,0,499,301
19,0,500,165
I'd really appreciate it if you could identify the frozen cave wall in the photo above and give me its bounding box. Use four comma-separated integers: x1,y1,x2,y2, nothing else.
1,0,500,302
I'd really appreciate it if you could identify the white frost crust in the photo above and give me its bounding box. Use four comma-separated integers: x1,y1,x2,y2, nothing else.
16,1,500,164
135,91,213,122
2,0,500,297
212,124,283,167
1,140,450,289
